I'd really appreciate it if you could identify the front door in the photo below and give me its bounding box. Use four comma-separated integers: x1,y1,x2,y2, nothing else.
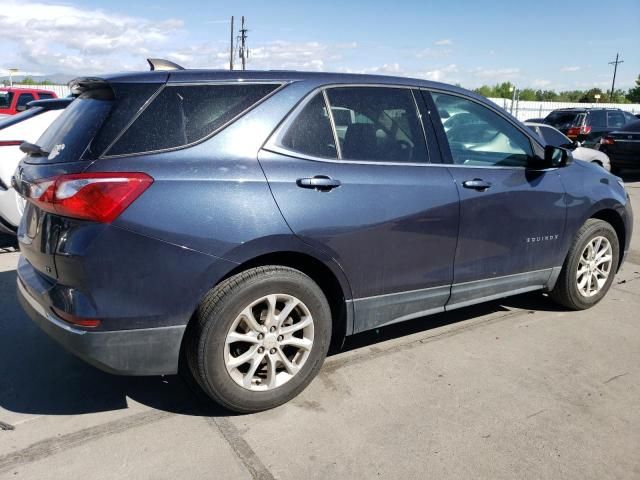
260,86,460,332
425,91,567,308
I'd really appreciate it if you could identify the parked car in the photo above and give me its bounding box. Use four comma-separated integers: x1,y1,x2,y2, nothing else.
525,122,611,171
598,120,640,173
542,108,637,147
0,87,58,117
15,63,633,413
0,98,70,234
524,117,545,123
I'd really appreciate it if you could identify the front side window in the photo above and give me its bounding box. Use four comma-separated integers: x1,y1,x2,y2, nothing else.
37,93,55,100
432,92,533,167
107,83,279,156
0,91,13,109
280,93,337,159
17,93,35,109
607,111,626,129
325,87,428,163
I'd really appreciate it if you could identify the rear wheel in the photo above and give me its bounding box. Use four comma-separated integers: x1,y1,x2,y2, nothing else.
186,266,331,413
550,219,619,310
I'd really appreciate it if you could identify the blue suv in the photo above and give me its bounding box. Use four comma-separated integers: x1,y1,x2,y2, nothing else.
14,64,633,412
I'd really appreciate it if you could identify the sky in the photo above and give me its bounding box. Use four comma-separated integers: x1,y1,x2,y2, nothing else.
1,0,639,91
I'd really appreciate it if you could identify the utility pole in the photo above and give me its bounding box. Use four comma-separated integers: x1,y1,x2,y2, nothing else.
238,16,248,71
608,53,624,100
229,16,234,71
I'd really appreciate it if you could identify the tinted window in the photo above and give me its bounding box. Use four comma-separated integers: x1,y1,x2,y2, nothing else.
544,111,581,129
588,110,606,128
607,111,626,129
34,96,112,164
108,83,279,156
622,120,640,132
623,111,636,124
17,93,35,108
37,93,55,100
0,91,13,109
540,126,571,147
280,93,337,159
432,93,532,167
325,87,428,163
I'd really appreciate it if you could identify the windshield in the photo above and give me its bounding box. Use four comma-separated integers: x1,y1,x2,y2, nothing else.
0,91,14,109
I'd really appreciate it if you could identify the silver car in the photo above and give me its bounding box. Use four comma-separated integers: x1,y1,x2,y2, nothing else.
525,122,611,171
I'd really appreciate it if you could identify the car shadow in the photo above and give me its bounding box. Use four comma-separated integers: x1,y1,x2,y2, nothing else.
0,265,565,419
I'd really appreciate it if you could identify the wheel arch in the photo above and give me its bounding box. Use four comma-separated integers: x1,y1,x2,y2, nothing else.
590,208,626,270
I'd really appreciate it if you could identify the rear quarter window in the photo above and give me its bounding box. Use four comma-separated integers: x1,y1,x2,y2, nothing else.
106,83,280,156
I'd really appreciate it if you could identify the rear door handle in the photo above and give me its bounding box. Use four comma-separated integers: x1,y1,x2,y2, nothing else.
462,179,492,191
296,176,341,191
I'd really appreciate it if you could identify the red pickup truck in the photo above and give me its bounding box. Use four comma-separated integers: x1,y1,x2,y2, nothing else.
0,87,58,116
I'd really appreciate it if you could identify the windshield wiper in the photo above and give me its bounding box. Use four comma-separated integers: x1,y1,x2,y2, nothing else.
20,142,50,157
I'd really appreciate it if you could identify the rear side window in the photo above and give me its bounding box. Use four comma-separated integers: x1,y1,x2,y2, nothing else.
624,120,640,132
280,93,337,159
106,83,279,156
37,93,55,100
0,91,13,109
607,111,626,129
17,93,35,109
588,111,606,128
325,87,428,163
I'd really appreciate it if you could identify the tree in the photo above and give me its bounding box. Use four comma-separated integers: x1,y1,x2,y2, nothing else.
518,88,537,101
20,76,37,85
627,74,640,103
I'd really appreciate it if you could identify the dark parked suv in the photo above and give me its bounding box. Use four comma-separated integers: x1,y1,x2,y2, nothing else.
14,64,633,412
543,107,637,147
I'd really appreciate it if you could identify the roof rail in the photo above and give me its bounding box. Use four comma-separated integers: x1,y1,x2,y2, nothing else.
147,58,185,71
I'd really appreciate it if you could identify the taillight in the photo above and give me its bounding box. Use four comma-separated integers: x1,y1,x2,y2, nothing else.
0,140,24,147
566,127,580,137
581,125,592,135
51,307,101,328
26,172,153,223
600,136,615,145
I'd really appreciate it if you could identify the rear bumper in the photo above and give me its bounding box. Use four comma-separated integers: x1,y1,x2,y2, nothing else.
17,277,185,376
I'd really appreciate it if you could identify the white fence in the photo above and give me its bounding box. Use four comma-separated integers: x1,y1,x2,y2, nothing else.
12,84,71,97
488,97,640,121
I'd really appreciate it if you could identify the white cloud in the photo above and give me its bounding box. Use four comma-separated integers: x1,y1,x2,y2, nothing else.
561,66,581,72
434,39,453,46
0,1,184,73
531,79,551,88
416,64,458,82
470,67,520,80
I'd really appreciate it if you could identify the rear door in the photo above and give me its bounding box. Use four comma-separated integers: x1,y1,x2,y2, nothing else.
424,90,566,308
260,85,460,332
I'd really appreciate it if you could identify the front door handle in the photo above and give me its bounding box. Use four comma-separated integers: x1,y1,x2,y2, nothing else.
462,179,492,191
296,176,341,191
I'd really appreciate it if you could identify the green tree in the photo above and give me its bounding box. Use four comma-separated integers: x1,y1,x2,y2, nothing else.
20,76,37,85
518,88,537,101
626,74,640,103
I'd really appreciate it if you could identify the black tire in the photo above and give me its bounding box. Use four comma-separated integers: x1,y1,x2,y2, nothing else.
550,219,619,310
185,266,331,413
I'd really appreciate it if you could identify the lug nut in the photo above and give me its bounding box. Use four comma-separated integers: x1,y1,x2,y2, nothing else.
277,335,283,342
270,326,276,333
270,348,277,355
257,333,264,340
258,347,264,354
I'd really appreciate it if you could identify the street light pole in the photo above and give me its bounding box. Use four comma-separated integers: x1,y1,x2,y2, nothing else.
9,68,19,87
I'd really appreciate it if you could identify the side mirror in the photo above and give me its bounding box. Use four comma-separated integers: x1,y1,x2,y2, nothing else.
573,140,581,148
544,145,571,168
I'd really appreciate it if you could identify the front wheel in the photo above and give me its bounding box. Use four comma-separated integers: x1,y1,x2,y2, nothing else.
186,266,331,413
550,219,619,310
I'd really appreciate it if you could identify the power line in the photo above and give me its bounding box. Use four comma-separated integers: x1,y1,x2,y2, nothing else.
229,16,234,71
608,53,624,99
238,16,248,71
